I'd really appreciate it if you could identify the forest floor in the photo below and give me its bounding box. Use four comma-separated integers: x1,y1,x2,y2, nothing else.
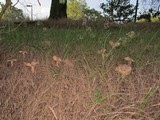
0,22,160,120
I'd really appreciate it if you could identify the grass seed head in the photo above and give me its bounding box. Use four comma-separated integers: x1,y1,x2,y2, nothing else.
109,40,121,48
86,26,92,32
126,31,135,39
104,22,109,29
97,48,106,54
82,17,87,26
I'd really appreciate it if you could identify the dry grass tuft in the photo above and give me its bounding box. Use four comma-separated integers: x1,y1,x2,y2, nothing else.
0,47,160,120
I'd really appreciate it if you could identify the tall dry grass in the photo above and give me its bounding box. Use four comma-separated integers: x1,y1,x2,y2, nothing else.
0,48,160,120
0,22,160,120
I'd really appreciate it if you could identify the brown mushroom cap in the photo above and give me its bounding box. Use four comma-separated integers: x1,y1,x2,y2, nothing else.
7,59,17,66
115,64,132,76
124,57,134,62
7,59,17,62
19,51,28,54
53,56,62,62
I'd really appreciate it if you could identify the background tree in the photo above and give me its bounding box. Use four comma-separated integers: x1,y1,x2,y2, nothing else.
134,0,139,22
67,0,86,20
67,0,103,20
0,0,41,21
136,0,160,22
0,2,25,21
84,8,104,20
0,0,12,20
49,0,67,19
101,0,135,22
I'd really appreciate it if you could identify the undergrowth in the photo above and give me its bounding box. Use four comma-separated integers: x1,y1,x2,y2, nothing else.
0,24,160,120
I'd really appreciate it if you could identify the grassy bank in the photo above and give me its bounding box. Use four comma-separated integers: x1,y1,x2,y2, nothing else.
0,24,160,120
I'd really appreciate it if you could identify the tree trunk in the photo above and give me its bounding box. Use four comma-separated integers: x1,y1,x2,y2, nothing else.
110,0,114,21
49,0,67,19
134,0,139,22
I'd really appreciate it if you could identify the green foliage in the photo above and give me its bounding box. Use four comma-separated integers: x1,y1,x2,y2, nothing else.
67,0,105,20
137,18,147,23
151,17,160,22
101,0,135,22
137,9,160,22
138,16,160,23
84,8,104,20
67,0,86,20
0,3,25,21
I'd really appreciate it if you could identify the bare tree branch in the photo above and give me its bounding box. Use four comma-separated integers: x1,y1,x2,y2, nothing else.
0,0,41,20
13,0,19,7
37,0,41,6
